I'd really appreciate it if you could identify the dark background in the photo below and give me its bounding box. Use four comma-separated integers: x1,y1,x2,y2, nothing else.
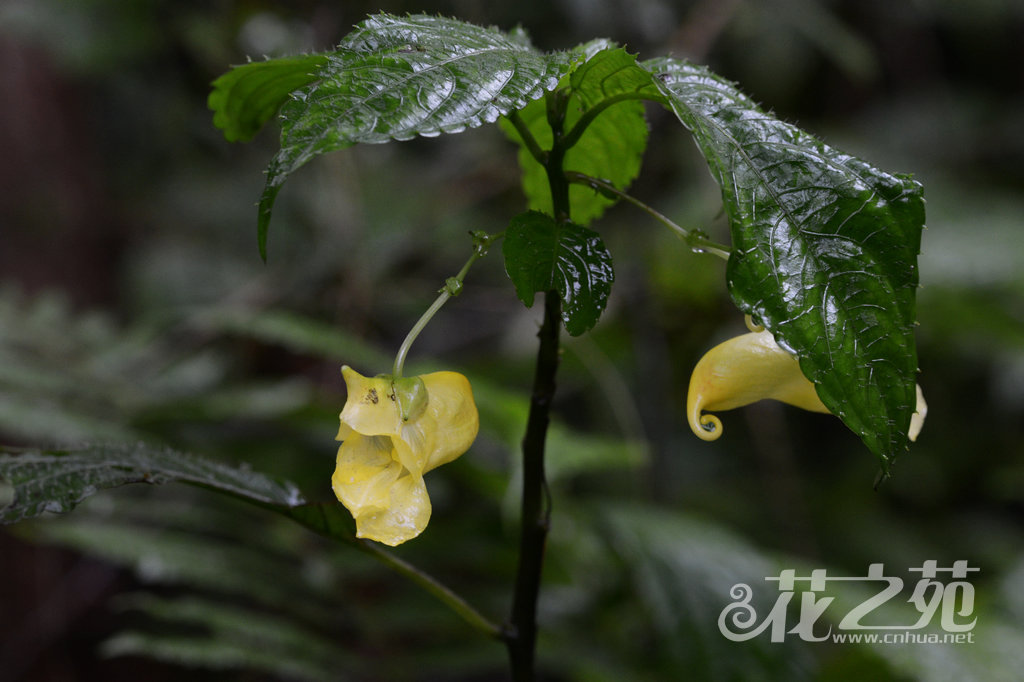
2,0,1023,680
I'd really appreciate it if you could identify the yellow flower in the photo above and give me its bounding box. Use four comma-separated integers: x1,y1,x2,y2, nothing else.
333,366,479,546
687,323,927,442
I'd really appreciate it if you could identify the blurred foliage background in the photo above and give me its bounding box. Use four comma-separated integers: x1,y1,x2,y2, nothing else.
1,0,1023,680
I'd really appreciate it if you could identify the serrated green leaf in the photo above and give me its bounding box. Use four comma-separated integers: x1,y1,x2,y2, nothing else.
254,13,573,259
645,57,924,466
0,444,304,524
503,211,614,336
500,47,652,224
0,443,358,547
209,54,330,143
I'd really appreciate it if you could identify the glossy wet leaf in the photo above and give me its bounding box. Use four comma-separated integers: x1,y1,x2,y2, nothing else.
503,210,614,335
209,54,329,143
646,57,924,467
0,444,305,524
500,46,651,224
250,13,573,259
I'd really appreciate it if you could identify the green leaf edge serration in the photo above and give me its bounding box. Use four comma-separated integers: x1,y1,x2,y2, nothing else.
645,56,925,467
254,13,576,259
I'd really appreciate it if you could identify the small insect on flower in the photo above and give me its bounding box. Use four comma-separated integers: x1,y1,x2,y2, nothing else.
687,320,926,442
333,366,479,546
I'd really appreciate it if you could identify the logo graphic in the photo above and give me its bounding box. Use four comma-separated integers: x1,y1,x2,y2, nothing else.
718,561,978,643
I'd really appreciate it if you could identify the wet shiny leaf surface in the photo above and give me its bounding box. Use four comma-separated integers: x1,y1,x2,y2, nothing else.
208,54,329,143
646,57,925,466
0,444,305,523
503,211,614,336
253,14,573,258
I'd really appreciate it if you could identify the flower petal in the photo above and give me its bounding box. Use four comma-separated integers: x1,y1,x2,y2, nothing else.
333,366,478,545
687,330,929,445
909,384,927,442
387,371,479,475
687,330,828,441
339,366,402,437
392,420,435,476
332,434,402,516
418,371,479,471
353,473,432,546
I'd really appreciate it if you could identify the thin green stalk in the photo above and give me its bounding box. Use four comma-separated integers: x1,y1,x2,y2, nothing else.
565,171,732,260
392,291,450,378
355,539,503,640
505,110,547,166
286,505,501,640
392,232,501,377
561,92,656,150
351,231,508,639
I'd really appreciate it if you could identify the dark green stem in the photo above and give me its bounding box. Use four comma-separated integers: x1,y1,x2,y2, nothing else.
505,291,560,680
505,110,548,166
544,90,571,221
504,89,569,681
355,539,503,640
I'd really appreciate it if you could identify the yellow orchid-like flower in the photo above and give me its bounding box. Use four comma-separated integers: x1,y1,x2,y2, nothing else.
687,322,927,442
333,365,479,546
